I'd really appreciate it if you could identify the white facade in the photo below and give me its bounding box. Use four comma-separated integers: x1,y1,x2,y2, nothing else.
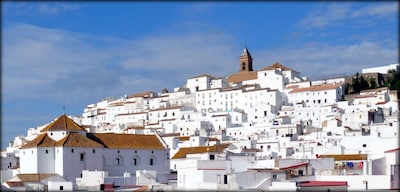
3,47,399,191
362,63,399,74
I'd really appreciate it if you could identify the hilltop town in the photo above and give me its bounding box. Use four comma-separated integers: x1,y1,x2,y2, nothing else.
1,48,399,191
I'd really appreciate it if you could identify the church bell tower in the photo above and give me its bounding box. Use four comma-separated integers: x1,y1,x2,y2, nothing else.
239,47,253,72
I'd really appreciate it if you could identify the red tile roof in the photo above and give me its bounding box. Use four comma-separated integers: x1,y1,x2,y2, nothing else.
55,132,103,147
127,91,154,99
317,154,367,161
16,173,57,182
261,62,297,72
20,134,56,149
297,181,348,187
161,133,180,137
87,133,166,149
228,71,258,83
384,148,400,153
40,114,86,132
279,163,309,170
171,143,231,159
289,83,344,93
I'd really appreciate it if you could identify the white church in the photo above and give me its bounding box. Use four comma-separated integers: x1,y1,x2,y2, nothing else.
17,114,171,184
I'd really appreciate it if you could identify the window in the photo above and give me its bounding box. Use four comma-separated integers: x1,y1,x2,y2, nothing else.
71,149,74,153
133,158,138,165
298,170,304,176
224,174,228,184
45,149,48,154
93,149,96,153
80,153,85,161
116,157,121,165
60,186,64,191
210,154,215,160
150,158,154,165
273,174,277,180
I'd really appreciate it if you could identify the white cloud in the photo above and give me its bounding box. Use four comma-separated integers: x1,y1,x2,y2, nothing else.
3,2,85,16
4,21,397,106
297,2,398,30
351,3,398,18
2,22,238,104
255,41,397,79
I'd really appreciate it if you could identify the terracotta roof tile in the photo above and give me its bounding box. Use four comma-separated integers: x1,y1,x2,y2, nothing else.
289,83,344,93
261,62,298,72
40,115,86,132
297,181,348,187
242,148,261,152
161,133,180,137
6,181,24,187
384,148,400,153
20,134,56,149
279,163,309,170
171,143,231,159
127,91,154,98
87,133,166,149
16,173,57,182
228,71,258,83
55,132,103,148
178,136,190,141
317,154,367,161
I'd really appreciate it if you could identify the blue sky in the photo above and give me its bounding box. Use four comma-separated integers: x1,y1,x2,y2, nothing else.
1,2,398,149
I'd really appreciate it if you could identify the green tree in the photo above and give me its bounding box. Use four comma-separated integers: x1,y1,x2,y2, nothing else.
369,77,377,89
388,70,400,90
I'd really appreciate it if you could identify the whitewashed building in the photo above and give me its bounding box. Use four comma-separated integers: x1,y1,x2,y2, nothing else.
17,115,170,187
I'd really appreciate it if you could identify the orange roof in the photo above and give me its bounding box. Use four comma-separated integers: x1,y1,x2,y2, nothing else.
280,163,309,170
127,91,154,99
6,181,25,187
317,154,367,161
289,83,344,93
41,114,86,132
242,148,261,152
228,71,258,83
87,133,166,149
55,132,103,148
171,143,231,159
178,136,190,141
261,62,298,72
161,133,180,137
384,148,400,153
297,181,347,187
16,173,57,182
20,134,56,149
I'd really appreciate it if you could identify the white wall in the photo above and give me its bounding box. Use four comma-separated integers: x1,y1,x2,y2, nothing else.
48,181,73,191
20,148,38,173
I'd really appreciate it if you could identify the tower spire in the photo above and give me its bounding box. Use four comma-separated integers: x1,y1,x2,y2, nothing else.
239,46,253,72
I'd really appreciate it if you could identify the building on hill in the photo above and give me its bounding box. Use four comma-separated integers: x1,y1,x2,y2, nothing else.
362,63,399,74
16,114,170,188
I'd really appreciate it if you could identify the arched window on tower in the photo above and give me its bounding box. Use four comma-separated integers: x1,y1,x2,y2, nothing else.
242,63,246,70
